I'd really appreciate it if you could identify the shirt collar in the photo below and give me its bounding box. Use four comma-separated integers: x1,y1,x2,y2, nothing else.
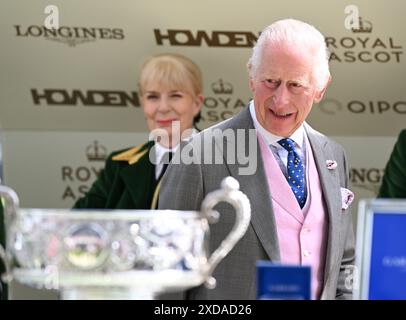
154,128,198,164
249,100,305,150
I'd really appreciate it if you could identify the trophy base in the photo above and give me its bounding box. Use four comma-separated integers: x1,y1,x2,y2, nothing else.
12,268,205,300
61,287,155,300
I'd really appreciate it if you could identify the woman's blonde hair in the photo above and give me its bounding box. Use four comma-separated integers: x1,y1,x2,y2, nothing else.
138,53,203,98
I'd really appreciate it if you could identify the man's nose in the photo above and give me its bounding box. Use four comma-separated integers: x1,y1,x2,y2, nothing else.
273,84,290,106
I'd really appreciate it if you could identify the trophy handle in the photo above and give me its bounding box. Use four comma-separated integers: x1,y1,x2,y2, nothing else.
0,185,20,283
200,176,251,289
0,244,12,284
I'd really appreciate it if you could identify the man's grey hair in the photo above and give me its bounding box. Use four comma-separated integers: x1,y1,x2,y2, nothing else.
247,19,331,91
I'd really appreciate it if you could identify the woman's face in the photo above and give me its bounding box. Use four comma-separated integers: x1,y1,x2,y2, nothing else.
141,85,203,147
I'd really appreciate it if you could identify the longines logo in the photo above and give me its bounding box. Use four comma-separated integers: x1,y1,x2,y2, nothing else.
199,79,248,129
350,167,384,194
15,25,125,47
61,141,107,201
31,89,140,107
319,98,406,115
154,29,259,47
326,16,403,63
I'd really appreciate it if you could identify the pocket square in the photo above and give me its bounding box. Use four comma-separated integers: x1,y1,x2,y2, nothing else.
340,187,354,210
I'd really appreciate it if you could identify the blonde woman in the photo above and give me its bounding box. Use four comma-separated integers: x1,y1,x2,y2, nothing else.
74,53,203,209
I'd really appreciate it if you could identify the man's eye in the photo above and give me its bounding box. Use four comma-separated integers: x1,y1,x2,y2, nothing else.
264,79,279,88
171,93,183,98
146,95,158,100
290,83,307,93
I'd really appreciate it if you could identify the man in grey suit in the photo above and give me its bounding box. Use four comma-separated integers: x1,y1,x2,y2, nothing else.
158,19,355,300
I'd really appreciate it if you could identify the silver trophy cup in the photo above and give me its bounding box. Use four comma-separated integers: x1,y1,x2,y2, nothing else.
0,177,251,299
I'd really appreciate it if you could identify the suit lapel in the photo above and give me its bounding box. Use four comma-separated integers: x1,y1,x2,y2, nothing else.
305,124,341,287
217,107,281,262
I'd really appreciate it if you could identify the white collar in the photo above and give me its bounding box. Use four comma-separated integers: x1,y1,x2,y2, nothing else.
154,128,198,164
249,100,305,150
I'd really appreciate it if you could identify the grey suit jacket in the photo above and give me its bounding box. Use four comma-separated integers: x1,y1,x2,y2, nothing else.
158,106,355,300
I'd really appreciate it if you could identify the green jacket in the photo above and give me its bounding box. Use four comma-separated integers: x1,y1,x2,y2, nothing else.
378,129,406,198
74,141,160,209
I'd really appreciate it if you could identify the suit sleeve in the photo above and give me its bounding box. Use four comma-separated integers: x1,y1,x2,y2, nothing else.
157,143,204,300
378,129,406,198
336,148,356,300
73,153,119,209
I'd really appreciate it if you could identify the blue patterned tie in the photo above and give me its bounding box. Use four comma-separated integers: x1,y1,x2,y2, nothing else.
278,138,307,208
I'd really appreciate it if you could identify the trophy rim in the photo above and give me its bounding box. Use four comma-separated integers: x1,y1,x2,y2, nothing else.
12,268,205,291
15,209,201,220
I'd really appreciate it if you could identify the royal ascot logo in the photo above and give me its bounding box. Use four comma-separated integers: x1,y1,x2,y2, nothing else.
319,98,406,115
326,16,403,63
86,141,107,162
154,29,259,47
199,79,248,129
31,89,140,108
211,79,233,95
61,141,107,201
349,167,384,195
14,25,125,47
351,17,373,33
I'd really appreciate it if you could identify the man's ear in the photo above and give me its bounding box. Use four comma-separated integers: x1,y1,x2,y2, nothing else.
247,61,255,92
249,77,255,92
314,75,331,103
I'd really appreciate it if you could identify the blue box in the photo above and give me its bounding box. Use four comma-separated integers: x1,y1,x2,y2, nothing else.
355,199,406,300
257,261,311,300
